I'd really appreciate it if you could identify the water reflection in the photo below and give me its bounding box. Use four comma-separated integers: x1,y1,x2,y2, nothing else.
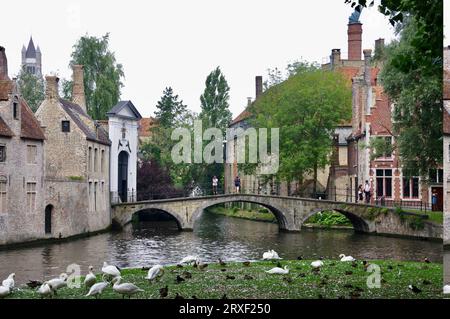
0,212,442,285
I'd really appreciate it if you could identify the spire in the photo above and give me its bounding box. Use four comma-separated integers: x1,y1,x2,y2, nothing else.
21,45,26,52
25,36,36,58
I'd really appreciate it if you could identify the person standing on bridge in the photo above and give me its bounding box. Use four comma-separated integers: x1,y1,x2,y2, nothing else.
364,180,371,204
358,185,363,202
234,176,241,193
212,176,219,195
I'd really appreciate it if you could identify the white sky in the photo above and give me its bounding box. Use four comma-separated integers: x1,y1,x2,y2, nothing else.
2,1,401,118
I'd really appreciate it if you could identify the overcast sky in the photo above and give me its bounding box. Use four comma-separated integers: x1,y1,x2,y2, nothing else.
2,0,441,119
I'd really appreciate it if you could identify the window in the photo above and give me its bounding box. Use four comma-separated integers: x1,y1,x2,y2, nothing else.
94,148,98,172
62,121,70,132
403,177,419,199
13,102,18,120
27,66,35,74
88,147,92,172
376,169,392,198
374,136,393,159
26,145,37,164
26,182,37,212
0,145,5,162
0,180,7,214
94,182,97,211
89,182,92,211
429,169,444,184
101,150,105,173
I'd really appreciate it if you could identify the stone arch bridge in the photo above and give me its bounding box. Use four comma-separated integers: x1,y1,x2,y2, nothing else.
111,194,441,240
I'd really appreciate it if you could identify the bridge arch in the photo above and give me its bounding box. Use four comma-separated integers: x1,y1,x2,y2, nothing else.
300,208,370,233
128,207,185,230
191,198,290,230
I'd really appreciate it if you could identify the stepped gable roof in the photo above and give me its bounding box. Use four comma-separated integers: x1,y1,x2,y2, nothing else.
59,98,111,146
0,116,13,138
20,98,45,141
107,100,142,120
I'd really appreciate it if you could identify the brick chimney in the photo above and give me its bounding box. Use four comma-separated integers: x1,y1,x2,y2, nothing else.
0,46,9,80
255,76,263,99
363,49,372,85
331,49,341,68
375,38,385,54
348,22,363,60
45,75,59,100
72,65,87,113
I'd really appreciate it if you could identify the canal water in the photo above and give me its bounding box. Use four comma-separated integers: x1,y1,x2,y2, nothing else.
0,212,442,285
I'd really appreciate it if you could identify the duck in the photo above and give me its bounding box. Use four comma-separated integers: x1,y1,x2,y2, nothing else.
339,254,356,262
112,276,144,299
159,285,169,298
0,285,10,298
2,273,15,290
311,260,324,269
262,250,282,260
47,273,68,292
180,255,198,265
37,282,54,298
102,262,121,279
145,265,164,282
84,266,97,289
443,285,450,294
266,266,289,275
86,281,109,299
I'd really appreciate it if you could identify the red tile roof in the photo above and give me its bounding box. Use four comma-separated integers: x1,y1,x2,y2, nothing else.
230,109,252,126
139,117,156,138
0,116,13,138
20,98,45,141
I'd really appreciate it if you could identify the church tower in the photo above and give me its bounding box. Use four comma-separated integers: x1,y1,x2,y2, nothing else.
21,37,42,77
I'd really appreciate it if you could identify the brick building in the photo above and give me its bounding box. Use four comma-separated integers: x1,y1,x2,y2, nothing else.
443,46,450,244
35,65,111,239
0,47,46,245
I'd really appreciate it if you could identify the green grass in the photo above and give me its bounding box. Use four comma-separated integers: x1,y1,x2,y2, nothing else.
206,206,276,223
400,209,443,224
7,260,442,299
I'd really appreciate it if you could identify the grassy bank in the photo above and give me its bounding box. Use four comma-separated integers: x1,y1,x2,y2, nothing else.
206,206,277,223
7,260,442,299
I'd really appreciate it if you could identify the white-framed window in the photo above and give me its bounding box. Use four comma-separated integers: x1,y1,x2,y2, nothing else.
27,145,37,164
0,180,7,213
376,169,392,198
429,169,444,184
0,145,6,163
26,182,37,212
403,176,420,199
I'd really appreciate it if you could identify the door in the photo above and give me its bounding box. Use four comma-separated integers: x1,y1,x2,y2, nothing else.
431,187,443,211
118,151,129,203
45,205,52,234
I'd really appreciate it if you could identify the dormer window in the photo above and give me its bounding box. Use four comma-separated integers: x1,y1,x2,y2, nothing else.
62,121,70,132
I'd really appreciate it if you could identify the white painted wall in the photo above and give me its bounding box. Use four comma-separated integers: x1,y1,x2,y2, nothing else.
108,116,139,202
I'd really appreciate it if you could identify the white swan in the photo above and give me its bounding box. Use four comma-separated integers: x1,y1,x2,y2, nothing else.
86,281,109,298
47,273,68,291
112,276,144,298
180,255,198,264
311,260,324,268
0,285,10,298
262,250,282,260
339,254,356,262
145,265,164,282
2,273,15,289
444,285,450,294
102,262,121,278
266,266,289,274
37,282,54,298
84,266,97,289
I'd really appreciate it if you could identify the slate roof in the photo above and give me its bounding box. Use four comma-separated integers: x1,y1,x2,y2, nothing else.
0,116,13,138
25,37,36,59
20,98,45,141
106,100,142,120
59,99,111,146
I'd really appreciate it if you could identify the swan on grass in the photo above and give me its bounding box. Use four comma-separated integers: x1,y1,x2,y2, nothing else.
0,285,10,298
265,266,289,274
112,276,144,299
2,273,15,289
180,255,198,265
37,282,54,298
339,254,356,262
47,273,68,292
444,285,450,294
262,250,282,260
86,281,109,298
102,262,121,279
84,266,97,289
311,260,324,268
145,265,164,282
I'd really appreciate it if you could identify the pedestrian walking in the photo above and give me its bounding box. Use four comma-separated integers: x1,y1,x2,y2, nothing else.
364,180,371,204
358,185,363,202
234,176,241,193
212,176,218,195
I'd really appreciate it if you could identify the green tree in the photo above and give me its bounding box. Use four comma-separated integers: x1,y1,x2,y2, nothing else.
62,33,124,120
249,68,352,195
17,67,44,112
154,87,188,128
